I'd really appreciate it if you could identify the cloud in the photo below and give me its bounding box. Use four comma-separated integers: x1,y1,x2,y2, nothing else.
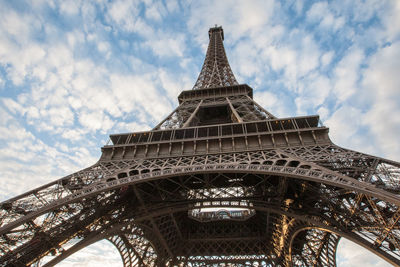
61,128,88,141
158,69,190,101
144,33,186,58
187,0,276,45
110,73,173,122
337,238,392,267
78,110,114,132
332,47,364,102
144,0,167,21
381,1,400,40
306,1,345,31
2,98,25,115
106,0,141,32
0,123,34,141
361,42,400,161
255,90,278,109
325,105,363,145
0,109,97,201
295,73,332,115
59,0,81,16
0,8,38,40
54,240,122,267
165,0,179,13
320,50,334,67
114,121,151,133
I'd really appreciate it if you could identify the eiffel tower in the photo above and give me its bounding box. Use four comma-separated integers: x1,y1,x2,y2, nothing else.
1,26,400,267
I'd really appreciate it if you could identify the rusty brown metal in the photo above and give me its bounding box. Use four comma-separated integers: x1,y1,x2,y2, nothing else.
192,26,238,90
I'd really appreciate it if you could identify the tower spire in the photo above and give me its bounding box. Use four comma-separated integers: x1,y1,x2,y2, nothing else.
192,26,238,90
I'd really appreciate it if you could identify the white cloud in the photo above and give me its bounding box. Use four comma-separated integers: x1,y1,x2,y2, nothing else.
45,106,74,127
61,128,88,141
307,2,345,31
2,98,25,115
115,121,151,133
98,41,110,54
333,47,364,102
331,0,383,23
0,123,34,141
158,69,186,101
324,104,378,156
0,38,46,85
317,106,329,121
361,42,400,161
187,0,276,44
0,110,97,201
337,238,392,267
55,240,122,267
321,51,334,67
254,90,279,114
66,30,85,48
165,0,179,13
0,9,35,39
59,1,81,16
233,40,264,79
48,44,75,70
144,0,166,21
297,34,322,77
381,1,400,41
144,34,186,58
110,73,173,122
78,110,114,132
295,73,332,115
106,0,141,32
256,30,323,91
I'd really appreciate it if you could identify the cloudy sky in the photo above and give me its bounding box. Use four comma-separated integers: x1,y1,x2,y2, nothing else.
0,0,399,266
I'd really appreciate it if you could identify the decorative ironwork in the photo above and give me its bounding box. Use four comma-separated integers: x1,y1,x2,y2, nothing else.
192,26,238,90
1,26,400,266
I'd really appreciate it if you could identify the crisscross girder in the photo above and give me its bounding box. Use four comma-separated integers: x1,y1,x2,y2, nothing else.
192,26,238,90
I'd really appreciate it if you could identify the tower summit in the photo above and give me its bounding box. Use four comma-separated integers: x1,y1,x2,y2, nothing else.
193,26,238,90
1,26,400,266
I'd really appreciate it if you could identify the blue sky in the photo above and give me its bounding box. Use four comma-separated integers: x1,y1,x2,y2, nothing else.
0,0,399,266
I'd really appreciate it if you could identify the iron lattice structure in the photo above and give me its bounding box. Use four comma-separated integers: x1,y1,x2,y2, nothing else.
1,26,400,267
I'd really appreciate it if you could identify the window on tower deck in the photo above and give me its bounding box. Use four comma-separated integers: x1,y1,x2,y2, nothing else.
197,105,233,126
189,207,255,222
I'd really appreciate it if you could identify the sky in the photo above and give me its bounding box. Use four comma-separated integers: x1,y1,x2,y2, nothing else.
0,0,399,266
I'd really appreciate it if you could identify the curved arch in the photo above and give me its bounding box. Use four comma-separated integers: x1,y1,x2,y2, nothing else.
22,197,398,266
129,202,400,266
2,162,399,236
108,233,158,267
2,166,400,266
46,203,399,266
42,223,160,267
286,225,400,267
287,226,339,266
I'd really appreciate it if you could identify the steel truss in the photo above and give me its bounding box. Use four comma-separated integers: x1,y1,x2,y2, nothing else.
192,26,238,90
1,26,400,266
1,146,400,266
154,94,275,130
